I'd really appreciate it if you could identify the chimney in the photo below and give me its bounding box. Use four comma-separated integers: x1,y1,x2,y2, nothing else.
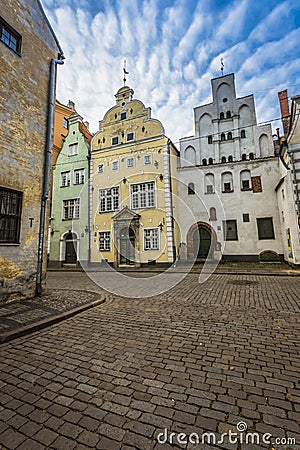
278,90,290,137
84,121,89,129
68,100,75,110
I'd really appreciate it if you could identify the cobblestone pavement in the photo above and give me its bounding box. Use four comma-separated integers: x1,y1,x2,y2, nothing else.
0,271,300,449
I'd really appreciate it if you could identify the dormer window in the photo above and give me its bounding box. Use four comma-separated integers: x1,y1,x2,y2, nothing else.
120,112,127,120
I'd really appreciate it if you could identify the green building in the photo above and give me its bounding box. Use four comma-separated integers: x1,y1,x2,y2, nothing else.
48,112,92,267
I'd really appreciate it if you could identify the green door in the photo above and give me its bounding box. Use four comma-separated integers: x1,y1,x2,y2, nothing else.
193,227,211,258
120,228,135,265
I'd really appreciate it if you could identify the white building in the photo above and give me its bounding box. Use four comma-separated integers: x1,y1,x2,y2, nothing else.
178,73,284,262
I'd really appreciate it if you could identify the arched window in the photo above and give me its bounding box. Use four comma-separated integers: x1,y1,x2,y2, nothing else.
209,207,217,221
188,183,195,195
208,135,213,144
228,155,233,162
227,132,232,140
241,129,246,138
208,158,213,165
221,156,226,163
220,112,225,120
222,172,233,192
184,146,196,166
249,152,254,160
221,133,225,141
202,158,207,166
242,153,247,161
205,173,215,194
226,111,231,118
240,170,251,190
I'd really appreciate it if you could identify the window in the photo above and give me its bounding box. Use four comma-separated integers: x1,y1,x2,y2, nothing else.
220,112,225,120
144,228,159,250
99,231,111,251
226,111,231,118
99,187,119,213
249,152,254,160
120,112,127,120
97,164,104,174
242,153,247,161
223,220,238,241
60,171,70,187
0,187,22,243
111,160,119,171
202,158,207,166
221,156,226,163
257,218,275,240
74,168,85,185
243,213,250,222
144,155,152,165
205,174,215,194
0,17,21,54
228,155,233,162
209,207,217,221
240,170,251,190
222,172,233,192
227,132,232,140
68,143,78,156
208,135,213,144
63,199,80,220
221,133,226,141
241,129,246,138
188,183,195,195
126,157,135,168
112,136,119,146
127,132,134,141
208,158,213,165
63,118,68,129
131,181,155,209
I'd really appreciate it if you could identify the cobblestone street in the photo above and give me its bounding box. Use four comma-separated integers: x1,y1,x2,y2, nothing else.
0,270,300,449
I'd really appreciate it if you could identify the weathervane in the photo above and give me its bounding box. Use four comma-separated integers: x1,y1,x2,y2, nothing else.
221,58,224,76
123,60,129,86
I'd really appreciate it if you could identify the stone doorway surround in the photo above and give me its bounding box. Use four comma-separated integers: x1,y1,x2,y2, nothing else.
186,221,217,261
112,206,141,268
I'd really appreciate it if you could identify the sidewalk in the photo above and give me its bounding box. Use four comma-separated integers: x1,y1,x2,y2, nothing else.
0,289,105,344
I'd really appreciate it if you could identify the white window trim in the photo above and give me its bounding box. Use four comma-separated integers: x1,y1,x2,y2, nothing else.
73,168,85,185
143,227,160,251
126,157,135,168
68,142,78,156
60,171,70,187
126,132,134,142
111,160,119,171
130,180,156,210
98,230,111,252
111,136,119,146
62,198,80,220
144,154,152,165
98,186,120,213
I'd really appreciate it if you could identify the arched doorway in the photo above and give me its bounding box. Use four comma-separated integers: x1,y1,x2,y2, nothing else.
64,232,77,263
186,222,217,260
119,227,135,265
193,227,211,258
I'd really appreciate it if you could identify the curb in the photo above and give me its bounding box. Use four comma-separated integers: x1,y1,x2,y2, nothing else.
0,292,106,345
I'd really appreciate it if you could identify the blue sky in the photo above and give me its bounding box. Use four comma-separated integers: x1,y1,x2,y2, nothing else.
41,0,300,144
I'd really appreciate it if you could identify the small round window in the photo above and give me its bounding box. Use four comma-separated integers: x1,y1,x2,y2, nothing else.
223,98,228,103
121,101,126,107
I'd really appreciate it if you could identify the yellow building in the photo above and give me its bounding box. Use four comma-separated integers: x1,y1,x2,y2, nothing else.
91,86,179,267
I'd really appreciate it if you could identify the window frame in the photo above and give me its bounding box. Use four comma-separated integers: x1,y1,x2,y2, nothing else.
257,217,275,240
130,181,156,210
98,187,120,213
223,220,238,241
62,198,80,220
143,228,159,251
73,168,85,185
68,143,78,156
99,231,111,252
0,17,22,55
111,136,119,146
0,186,23,244
144,154,152,165
126,157,135,169
126,132,134,142
60,171,71,187
97,164,104,174
111,160,119,171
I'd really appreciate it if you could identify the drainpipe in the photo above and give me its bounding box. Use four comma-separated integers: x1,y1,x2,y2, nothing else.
36,56,64,295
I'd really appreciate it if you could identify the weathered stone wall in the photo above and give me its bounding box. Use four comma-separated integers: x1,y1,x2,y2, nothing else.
0,0,61,301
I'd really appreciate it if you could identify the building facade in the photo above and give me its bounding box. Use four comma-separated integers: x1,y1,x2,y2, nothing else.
49,112,92,267
178,73,283,262
90,86,179,268
277,91,300,266
0,0,63,301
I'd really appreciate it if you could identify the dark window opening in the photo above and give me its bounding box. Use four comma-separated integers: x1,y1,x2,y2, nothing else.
208,135,213,144
243,213,250,222
0,17,22,54
120,112,127,120
249,152,254,160
242,153,247,161
227,132,232,140
188,183,195,195
202,158,207,166
208,158,213,165
241,129,246,138
226,111,231,118
221,133,225,141
221,156,226,163
228,155,233,162
242,180,250,190
0,187,23,243
220,112,225,120
257,217,275,240
223,220,238,241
